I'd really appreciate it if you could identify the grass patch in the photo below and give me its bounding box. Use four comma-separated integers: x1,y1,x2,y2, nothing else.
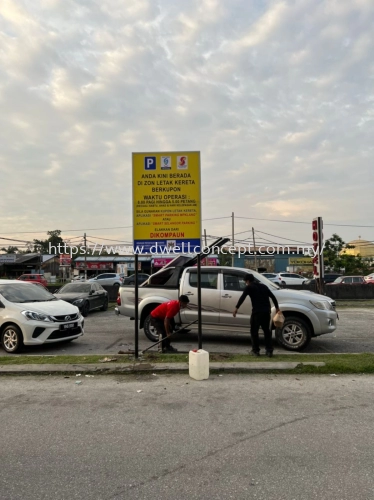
1,353,374,374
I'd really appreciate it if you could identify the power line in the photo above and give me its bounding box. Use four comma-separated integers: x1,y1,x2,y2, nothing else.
254,230,311,246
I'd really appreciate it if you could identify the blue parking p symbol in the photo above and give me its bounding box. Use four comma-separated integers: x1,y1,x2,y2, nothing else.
144,157,156,170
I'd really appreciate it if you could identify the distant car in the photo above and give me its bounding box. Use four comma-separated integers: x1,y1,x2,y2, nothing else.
326,276,366,285
122,273,150,285
273,273,307,286
54,282,109,317
0,280,84,353
304,273,343,286
260,273,277,281
364,273,374,282
71,275,86,282
17,274,48,287
88,273,123,287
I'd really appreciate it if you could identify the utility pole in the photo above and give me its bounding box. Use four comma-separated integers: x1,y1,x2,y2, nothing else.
231,212,235,267
252,227,257,271
84,233,87,280
204,229,207,247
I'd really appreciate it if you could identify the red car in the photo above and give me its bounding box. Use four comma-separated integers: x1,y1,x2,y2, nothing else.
326,276,366,285
17,274,48,287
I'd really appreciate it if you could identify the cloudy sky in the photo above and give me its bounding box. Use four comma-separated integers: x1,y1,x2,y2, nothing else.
1,0,373,251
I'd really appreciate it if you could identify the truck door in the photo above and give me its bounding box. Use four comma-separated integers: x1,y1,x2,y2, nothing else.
179,269,220,324
220,270,252,326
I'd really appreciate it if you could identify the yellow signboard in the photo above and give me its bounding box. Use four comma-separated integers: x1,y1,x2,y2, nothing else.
132,151,201,253
289,257,312,265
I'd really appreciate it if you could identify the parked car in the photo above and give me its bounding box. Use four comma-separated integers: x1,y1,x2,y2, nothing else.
17,274,48,287
0,280,84,353
54,282,108,317
364,273,374,282
304,273,343,286
88,273,123,287
326,276,367,285
273,273,307,286
71,275,86,282
260,273,277,281
122,273,150,285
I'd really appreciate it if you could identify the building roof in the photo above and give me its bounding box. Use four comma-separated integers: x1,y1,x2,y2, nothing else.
74,256,152,262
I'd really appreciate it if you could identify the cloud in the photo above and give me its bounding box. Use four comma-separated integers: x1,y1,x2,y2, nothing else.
0,0,373,248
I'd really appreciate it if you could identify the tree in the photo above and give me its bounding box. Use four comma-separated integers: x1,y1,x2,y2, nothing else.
33,230,65,254
323,234,370,274
1,246,18,253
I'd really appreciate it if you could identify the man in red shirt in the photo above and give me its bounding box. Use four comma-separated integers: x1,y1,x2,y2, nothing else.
150,295,190,353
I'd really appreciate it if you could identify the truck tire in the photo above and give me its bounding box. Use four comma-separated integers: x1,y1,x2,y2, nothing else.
143,314,158,342
275,316,311,351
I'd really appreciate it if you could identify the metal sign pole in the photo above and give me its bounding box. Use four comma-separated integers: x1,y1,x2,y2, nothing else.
134,253,139,359
197,250,202,350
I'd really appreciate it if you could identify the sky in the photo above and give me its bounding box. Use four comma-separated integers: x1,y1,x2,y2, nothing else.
1,0,373,252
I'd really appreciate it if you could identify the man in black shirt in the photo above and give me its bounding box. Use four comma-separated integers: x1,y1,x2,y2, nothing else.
233,274,281,357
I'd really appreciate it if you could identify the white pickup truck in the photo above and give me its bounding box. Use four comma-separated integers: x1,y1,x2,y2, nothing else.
116,256,338,351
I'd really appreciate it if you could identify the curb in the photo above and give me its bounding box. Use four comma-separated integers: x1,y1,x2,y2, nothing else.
0,361,325,376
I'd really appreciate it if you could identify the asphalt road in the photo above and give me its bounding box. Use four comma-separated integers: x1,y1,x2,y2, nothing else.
1,374,373,500
15,306,374,356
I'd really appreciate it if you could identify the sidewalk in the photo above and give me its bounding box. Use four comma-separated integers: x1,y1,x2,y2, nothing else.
0,361,325,375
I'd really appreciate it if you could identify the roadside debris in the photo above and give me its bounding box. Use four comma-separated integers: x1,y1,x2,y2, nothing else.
99,357,117,363
137,390,142,393
75,381,82,385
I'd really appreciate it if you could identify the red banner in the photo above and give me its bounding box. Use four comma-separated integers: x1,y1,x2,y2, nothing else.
75,262,113,270
59,254,72,266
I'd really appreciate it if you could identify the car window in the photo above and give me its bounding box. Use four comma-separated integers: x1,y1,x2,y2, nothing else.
353,277,362,283
291,274,302,279
59,284,92,293
223,273,247,291
188,271,218,289
343,277,352,284
0,283,55,303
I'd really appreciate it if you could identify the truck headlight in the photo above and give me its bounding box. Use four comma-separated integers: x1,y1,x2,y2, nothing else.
21,310,53,322
310,300,333,311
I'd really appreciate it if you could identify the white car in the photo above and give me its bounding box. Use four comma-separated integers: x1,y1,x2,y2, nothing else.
261,273,278,281
0,280,84,353
88,273,123,286
273,272,307,286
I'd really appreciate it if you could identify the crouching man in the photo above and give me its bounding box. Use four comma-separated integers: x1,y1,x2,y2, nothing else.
150,295,190,353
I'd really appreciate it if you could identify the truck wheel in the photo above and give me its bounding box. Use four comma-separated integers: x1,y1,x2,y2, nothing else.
143,314,158,342
275,316,311,351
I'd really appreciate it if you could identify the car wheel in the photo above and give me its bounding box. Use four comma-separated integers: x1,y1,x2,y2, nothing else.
101,298,109,311
143,314,158,342
1,324,24,354
275,316,311,351
82,301,90,317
